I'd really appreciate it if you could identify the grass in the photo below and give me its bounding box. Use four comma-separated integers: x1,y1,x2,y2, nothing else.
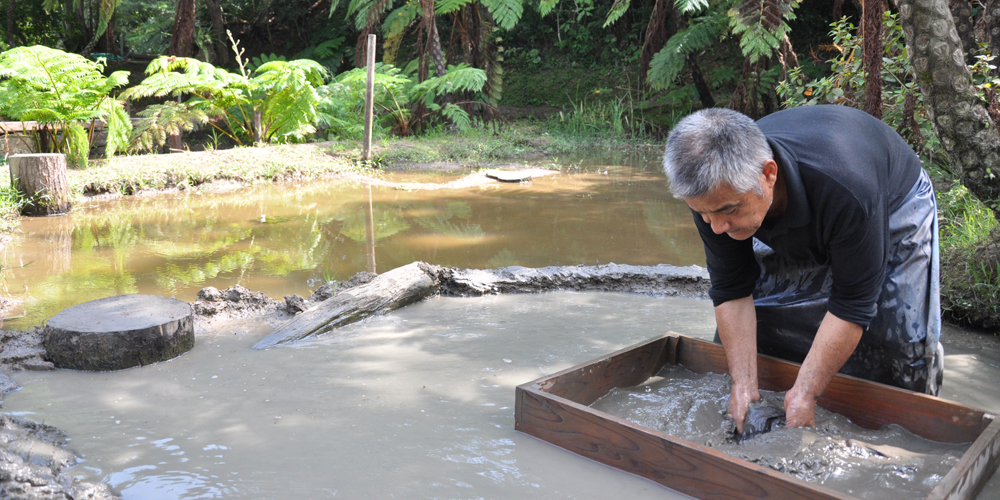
937,184,1000,331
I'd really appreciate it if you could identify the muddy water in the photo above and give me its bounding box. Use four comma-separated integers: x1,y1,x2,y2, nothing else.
5,294,1000,499
592,365,968,499
6,293,716,499
1,157,702,329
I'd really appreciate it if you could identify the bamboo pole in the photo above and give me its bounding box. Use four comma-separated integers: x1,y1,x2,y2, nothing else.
362,34,376,161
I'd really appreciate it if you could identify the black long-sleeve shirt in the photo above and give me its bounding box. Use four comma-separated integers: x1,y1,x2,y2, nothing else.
695,105,922,328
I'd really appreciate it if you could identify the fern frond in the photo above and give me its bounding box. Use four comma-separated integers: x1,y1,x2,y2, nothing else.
676,0,710,14
102,98,132,157
436,0,474,14
603,0,630,27
64,122,90,167
93,0,124,42
254,59,329,88
130,101,210,152
647,14,727,91
481,0,524,30
441,103,472,131
382,1,419,36
408,64,487,104
728,0,799,63
539,0,559,16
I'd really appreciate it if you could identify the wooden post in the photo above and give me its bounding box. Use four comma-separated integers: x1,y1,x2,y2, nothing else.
9,153,72,216
362,33,376,161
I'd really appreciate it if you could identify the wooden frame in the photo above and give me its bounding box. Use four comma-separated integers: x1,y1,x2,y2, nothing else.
515,333,1000,500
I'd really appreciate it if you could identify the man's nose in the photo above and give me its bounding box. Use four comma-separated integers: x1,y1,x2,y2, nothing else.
707,216,729,234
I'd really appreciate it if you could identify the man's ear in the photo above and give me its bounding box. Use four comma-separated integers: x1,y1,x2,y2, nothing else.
761,159,779,188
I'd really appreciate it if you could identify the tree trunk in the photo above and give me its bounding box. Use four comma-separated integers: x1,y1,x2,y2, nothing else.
949,0,977,65
862,0,883,118
10,153,72,216
169,0,196,58
984,0,1000,76
44,294,194,371
640,0,673,87
252,262,441,348
204,0,229,66
6,0,13,48
420,0,446,77
897,0,1000,217
686,54,715,108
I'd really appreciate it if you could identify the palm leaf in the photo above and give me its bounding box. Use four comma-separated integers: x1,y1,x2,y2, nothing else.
647,14,727,90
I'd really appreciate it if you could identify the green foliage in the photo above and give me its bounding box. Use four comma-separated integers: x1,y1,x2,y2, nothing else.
0,45,131,166
248,53,287,72
123,46,329,149
481,0,525,30
939,184,999,250
43,0,123,52
646,13,728,91
317,62,488,139
130,101,210,152
729,0,799,63
317,63,411,139
777,14,948,172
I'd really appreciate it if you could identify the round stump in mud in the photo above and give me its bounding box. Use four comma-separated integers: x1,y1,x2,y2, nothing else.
43,294,194,371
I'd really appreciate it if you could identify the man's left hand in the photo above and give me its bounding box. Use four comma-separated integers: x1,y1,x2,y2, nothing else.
783,384,816,428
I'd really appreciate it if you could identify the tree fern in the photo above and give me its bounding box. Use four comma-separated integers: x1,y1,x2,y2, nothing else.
441,103,473,131
124,55,328,146
480,0,524,30
647,14,728,90
129,101,211,152
539,0,558,16
604,0,630,27
0,45,131,166
729,0,800,63
435,0,475,14
409,64,487,105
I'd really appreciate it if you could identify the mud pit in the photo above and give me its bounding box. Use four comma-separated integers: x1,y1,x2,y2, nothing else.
591,364,968,500
3,292,1000,499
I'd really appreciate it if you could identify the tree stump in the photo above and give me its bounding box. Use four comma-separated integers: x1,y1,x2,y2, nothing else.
9,153,72,216
43,294,194,371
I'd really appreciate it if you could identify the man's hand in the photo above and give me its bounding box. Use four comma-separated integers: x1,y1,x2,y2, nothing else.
784,311,863,429
728,381,761,434
783,384,816,428
715,296,760,434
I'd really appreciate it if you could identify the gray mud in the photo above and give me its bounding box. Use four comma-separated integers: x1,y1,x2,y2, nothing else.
192,263,710,342
592,364,968,500
0,328,119,499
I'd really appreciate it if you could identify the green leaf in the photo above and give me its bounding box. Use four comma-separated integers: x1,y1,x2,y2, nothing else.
481,0,524,30
646,14,727,91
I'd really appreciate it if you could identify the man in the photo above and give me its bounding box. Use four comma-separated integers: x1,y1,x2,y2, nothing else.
662,105,942,433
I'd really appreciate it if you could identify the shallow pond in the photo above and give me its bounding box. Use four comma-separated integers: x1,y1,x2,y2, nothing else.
1,156,702,329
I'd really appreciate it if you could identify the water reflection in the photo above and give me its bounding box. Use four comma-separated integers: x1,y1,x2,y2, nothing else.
3,158,704,328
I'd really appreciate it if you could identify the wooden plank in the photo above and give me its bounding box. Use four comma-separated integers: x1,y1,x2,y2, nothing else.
530,335,672,406
516,385,854,500
927,416,1000,500
675,337,987,444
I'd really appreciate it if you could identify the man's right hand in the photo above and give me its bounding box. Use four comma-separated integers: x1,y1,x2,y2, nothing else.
715,296,761,435
727,382,760,434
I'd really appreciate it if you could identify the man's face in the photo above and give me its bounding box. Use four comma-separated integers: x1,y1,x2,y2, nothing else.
683,161,778,241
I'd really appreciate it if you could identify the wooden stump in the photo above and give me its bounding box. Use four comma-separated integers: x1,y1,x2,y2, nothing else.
9,153,72,216
43,294,195,371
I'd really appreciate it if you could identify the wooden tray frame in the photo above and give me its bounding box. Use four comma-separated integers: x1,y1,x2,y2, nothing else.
515,333,1000,500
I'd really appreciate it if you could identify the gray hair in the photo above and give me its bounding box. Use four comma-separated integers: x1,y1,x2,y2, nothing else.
662,108,773,199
